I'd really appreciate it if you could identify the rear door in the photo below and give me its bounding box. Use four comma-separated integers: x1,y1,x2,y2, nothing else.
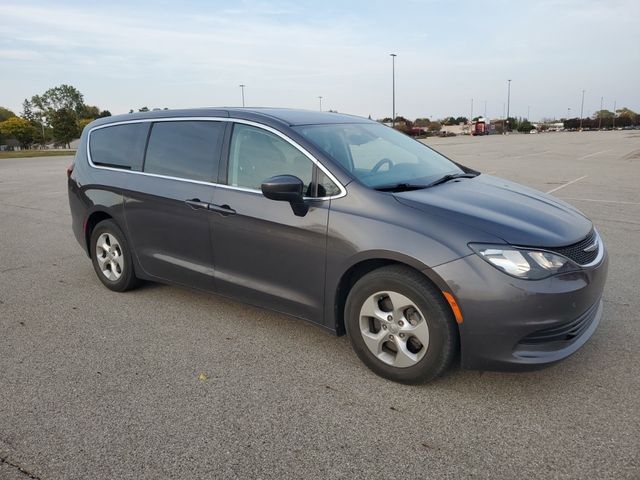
210,122,341,323
124,119,225,290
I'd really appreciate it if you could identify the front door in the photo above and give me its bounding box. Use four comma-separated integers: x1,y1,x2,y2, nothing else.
210,122,337,323
124,120,225,290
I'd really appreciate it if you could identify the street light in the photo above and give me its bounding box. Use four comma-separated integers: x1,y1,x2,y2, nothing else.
390,53,397,127
567,107,571,120
579,89,585,130
613,100,617,129
506,79,512,133
239,84,246,107
40,117,46,149
318,96,323,111
598,96,603,130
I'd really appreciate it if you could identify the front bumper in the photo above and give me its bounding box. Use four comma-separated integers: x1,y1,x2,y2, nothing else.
432,249,608,371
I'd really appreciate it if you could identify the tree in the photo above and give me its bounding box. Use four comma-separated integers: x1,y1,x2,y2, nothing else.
0,117,37,148
0,107,16,122
80,105,100,119
517,120,534,133
138,106,150,112
427,121,442,132
98,110,111,118
79,118,94,132
593,109,615,119
414,118,431,127
23,84,85,124
51,108,80,148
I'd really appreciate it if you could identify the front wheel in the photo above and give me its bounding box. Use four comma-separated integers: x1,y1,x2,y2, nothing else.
345,265,458,384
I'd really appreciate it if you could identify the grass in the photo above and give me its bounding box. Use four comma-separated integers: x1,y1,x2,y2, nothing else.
0,150,76,159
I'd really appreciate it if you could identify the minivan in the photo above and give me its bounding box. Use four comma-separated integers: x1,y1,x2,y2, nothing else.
68,108,608,383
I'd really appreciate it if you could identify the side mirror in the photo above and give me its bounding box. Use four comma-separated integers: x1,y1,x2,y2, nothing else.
261,175,308,216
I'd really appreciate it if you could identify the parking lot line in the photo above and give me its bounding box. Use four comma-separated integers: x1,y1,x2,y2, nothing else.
578,150,611,160
546,175,588,194
562,197,640,206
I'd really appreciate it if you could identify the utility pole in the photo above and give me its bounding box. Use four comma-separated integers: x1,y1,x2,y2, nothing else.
239,84,246,107
390,53,397,127
598,96,603,129
567,107,571,120
506,79,512,133
41,117,46,148
527,105,530,120
579,89,585,130
470,98,474,122
613,100,617,129
484,100,487,118
318,96,323,111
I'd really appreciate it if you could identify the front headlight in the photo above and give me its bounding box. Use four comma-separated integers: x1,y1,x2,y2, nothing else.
468,244,577,280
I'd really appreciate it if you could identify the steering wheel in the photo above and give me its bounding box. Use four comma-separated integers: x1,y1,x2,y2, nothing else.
372,158,394,173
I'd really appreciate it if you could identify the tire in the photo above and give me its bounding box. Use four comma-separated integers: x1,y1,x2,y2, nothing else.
90,219,139,292
345,265,458,384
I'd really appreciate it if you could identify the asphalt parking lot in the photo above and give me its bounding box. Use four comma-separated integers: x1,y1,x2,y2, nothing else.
1,131,639,479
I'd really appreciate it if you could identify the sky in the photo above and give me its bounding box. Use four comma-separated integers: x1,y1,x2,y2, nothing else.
1,0,639,121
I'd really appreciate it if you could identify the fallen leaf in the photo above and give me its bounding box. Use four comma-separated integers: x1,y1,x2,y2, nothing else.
198,372,208,381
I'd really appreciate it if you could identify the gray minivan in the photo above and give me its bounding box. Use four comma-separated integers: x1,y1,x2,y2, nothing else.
67,108,608,383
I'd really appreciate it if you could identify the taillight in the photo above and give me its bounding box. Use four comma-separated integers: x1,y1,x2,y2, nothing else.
66,164,74,178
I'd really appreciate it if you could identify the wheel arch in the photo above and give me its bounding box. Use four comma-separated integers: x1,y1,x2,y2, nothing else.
331,252,452,336
84,209,115,256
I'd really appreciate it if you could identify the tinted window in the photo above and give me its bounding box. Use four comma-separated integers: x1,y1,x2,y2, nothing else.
90,123,148,170
228,124,313,193
144,121,224,182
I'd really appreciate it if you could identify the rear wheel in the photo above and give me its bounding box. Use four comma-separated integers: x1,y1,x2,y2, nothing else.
90,219,139,292
345,265,458,384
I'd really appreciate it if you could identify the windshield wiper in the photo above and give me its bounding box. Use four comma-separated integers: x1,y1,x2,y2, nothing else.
425,172,478,187
373,183,430,192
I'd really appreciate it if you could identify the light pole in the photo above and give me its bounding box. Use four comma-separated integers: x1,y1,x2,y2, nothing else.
506,79,512,133
567,107,571,120
318,96,323,111
598,96,603,129
470,98,474,122
613,100,617,129
40,117,46,149
390,53,397,127
484,100,487,119
579,89,585,130
527,105,530,121
239,84,246,107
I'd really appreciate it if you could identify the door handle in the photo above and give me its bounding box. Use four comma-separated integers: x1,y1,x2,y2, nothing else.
185,199,210,210
208,204,236,216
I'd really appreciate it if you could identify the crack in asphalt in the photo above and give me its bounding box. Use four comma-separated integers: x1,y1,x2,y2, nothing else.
0,455,42,479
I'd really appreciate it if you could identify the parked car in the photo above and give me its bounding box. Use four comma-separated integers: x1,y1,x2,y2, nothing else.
68,108,608,383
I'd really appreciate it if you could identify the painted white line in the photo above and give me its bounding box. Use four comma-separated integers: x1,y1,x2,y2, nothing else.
578,150,610,160
562,197,640,206
513,150,551,159
546,175,588,194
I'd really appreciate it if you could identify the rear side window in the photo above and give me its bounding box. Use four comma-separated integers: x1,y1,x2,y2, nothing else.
89,123,148,170
144,121,224,182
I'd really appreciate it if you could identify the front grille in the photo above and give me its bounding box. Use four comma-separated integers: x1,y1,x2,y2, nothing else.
547,229,599,265
518,301,600,345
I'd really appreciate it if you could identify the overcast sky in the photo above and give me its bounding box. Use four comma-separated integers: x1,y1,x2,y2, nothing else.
1,0,638,121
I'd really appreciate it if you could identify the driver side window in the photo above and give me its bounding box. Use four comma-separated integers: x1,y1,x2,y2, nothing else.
228,124,314,194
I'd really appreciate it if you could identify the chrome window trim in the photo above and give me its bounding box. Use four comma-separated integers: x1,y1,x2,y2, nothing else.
86,116,347,200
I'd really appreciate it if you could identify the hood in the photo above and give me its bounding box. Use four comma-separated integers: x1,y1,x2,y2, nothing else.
394,174,592,247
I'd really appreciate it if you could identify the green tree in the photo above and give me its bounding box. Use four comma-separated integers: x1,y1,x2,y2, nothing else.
51,108,80,148
0,117,37,148
517,120,534,133
23,84,85,124
98,110,112,118
0,107,16,121
80,104,100,119
593,109,615,119
414,118,430,127
138,106,150,112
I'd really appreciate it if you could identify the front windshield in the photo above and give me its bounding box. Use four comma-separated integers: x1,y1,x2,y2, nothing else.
293,123,462,188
